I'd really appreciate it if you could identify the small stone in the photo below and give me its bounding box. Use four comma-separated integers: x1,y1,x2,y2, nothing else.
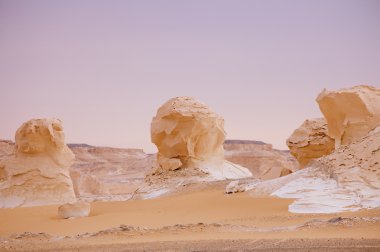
58,201,91,219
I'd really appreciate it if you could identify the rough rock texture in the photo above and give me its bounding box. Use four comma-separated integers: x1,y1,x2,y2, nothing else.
270,126,380,213
224,140,298,180
317,85,380,147
0,140,14,160
0,119,76,208
151,97,252,180
286,118,335,168
69,145,154,201
58,201,91,219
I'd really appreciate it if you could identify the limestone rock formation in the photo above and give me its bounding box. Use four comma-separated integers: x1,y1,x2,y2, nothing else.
286,118,335,168
317,125,380,196
224,140,298,179
151,97,252,180
271,126,380,213
58,201,91,219
317,85,380,147
246,85,380,213
0,119,76,208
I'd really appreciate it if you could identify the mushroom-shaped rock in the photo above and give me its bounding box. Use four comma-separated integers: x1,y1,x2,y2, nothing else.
287,118,335,168
316,85,380,147
58,201,91,219
151,97,252,180
0,119,76,208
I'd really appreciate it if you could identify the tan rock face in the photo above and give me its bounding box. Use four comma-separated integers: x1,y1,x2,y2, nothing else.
318,126,380,187
286,118,335,168
58,201,91,219
224,140,298,180
151,97,251,179
317,85,380,147
0,119,76,208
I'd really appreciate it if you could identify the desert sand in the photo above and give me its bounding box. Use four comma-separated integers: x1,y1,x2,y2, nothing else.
1,184,380,251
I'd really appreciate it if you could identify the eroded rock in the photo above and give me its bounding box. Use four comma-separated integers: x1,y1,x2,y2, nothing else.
317,85,380,147
151,97,252,180
286,118,335,168
0,119,76,208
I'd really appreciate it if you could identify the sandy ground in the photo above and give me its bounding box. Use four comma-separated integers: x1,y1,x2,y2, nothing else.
1,186,380,251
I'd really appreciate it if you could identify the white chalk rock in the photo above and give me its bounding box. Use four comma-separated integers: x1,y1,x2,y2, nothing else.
225,180,245,194
58,201,91,219
151,97,252,180
0,119,76,208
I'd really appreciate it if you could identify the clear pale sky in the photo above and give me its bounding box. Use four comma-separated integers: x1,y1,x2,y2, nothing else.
0,0,379,153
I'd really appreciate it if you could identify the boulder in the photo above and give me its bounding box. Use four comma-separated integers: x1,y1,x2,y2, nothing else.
225,180,245,194
58,201,91,219
316,85,380,147
151,97,252,180
0,119,76,208
286,118,335,167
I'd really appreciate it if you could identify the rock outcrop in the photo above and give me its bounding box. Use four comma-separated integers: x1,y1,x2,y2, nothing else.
317,85,380,147
224,140,298,179
0,119,76,208
58,201,91,219
271,126,380,213
286,118,335,168
151,97,252,180
248,85,380,213
69,145,154,201
318,125,380,194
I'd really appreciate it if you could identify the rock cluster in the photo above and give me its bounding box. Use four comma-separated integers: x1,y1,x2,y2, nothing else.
0,119,76,207
272,126,380,213
287,85,380,168
267,85,380,213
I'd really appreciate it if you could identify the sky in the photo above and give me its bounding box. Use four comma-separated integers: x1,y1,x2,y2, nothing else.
0,0,379,153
